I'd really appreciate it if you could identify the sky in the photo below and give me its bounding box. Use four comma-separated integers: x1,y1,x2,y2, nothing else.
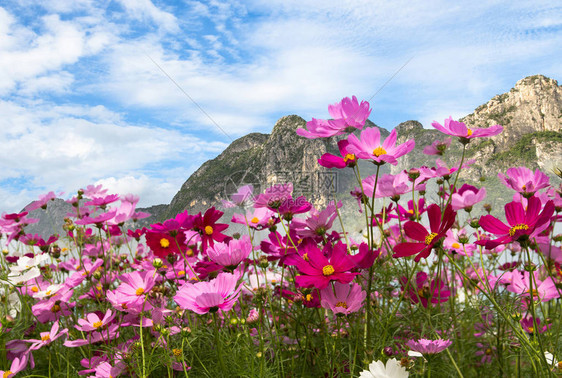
1,0,561,213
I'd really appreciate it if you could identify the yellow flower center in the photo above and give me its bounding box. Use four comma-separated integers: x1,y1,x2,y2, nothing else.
485,348,492,355
509,224,529,236
186,248,194,257
45,290,51,296
160,238,170,248
322,265,335,276
305,294,312,302
41,334,50,342
335,301,348,309
204,226,214,235
250,217,259,224
173,348,182,356
425,232,438,245
343,153,356,163
527,326,534,333
93,321,103,328
31,286,39,293
121,303,128,309
466,128,473,137
527,289,540,298
558,361,562,370
136,287,145,296
372,146,387,157
4,371,13,378
177,270,186,277
452,242,461,249
51,304,61,313
302,253,309,262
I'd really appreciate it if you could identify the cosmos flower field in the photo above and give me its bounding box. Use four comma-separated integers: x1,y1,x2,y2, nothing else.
1,97,561,377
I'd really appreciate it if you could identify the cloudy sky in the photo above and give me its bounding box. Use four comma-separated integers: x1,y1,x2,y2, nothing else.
1,0,561,213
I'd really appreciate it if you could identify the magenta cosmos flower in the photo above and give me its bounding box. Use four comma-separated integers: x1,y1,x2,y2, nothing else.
431,116,503,143
498,167,550,197
393,204,456,262
423,137,452,155
174,272,241,314
318,140,358,169
400,271,450,308
451,184,486,212
296,96,371,139
406,338,452,355
507,271,558,303
477,196,554,249
320,282,366,315
346,127,414,165
294,242,360,289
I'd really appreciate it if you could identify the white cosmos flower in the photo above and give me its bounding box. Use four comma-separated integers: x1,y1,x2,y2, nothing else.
7,254,49,285
359,358,409,378
33,284,64,299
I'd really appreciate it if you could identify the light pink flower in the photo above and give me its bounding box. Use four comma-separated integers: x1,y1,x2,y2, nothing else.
207,236,252,268
431,116,502,142
451,184,486,211
498,167,550,197
406,338,452,354
320,282,366,315
76,309,116,332
24,321,68,350
346,127,414,165
174,272,241,314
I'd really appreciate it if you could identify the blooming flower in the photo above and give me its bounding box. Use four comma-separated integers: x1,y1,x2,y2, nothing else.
145,230,187,258
358,358,409,378
318,140,358,169
294,242,360,289
393,204,456,262
231,207,278,230
320,282,366,315
451,184,486,212
292,201,341,239
193,207,230,251
400,271,450,308
115,271,156,304
253,183,294,210
207,235,252,269
24,321,68,350
498,167,550,197
174,272,241,314
406,338,452,354
346,127,415,165
423,137,452,156
221,184,255,208
76,310,116,332
296,96,371,139
506,270,558,303
477,196,554,249
431,116,502,143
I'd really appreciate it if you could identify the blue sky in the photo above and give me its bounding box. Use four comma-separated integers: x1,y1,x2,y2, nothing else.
1,0,561,212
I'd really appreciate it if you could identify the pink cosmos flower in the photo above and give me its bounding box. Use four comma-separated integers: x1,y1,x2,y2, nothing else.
520,316,549,334
443,229,476,256
320,282,366,315
207,235,252,268
423,137,452,155
253,183,294,210
477,196,554,249
451,184,486,211
292,201,341,239
318,140,358,169
76,309,116,332
222,184,255,208
498,167,550,197
406,338,452,354
506,271,558,303
0,356,29,378
431,116,502,143
24,321,68,350
25,191,62,211
376,172,417,200
346,127,415,165
296,96,371,139
115,271,156,304
277,196,312,220
393,204,456,262
400,271,450,308
475,343,496,365
174,272,241,314
231,207,278,230
294,242,360,289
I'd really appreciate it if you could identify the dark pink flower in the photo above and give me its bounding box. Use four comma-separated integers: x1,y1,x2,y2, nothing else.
294,242,360,289
346,127,415,165
254,183,294,210
400,271,450,308
477,196,554,249
318,140,358,169
193,207,230,251
431,116,502,143
393,204,456,262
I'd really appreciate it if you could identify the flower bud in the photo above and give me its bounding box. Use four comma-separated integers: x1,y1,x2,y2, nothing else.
152,258,164,269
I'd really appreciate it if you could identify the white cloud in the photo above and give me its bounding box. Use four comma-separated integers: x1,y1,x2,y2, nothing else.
116,0,179,33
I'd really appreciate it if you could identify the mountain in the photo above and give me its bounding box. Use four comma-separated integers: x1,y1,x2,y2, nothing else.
22,75,562,237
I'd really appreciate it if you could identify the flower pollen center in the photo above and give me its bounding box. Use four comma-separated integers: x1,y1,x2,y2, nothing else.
250,217,259,224
509,224,529,237
160,238,170,248
31,286,39,293
93,320,103,328
322,265,335,276
136,287,145,296
425,232,439,245
41,334,50,342
204,226,214,235
372,146,387,157
452,242,461,249
4,371,13,378
466,128,473,137
173,348,182,356
178,270,186,276
335,301,348,309
343,153,356,163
